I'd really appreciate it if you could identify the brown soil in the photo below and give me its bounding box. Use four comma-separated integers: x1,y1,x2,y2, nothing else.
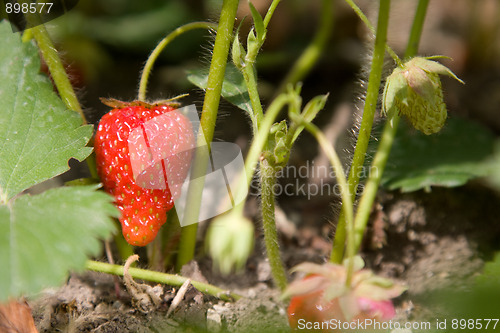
28,183,500,332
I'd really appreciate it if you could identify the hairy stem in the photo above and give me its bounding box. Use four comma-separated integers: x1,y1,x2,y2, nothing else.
344,0,402,67
242,65,264,132
403,0,430,59
30,24,86,123
138,22,217,101
330,0,391,263
86,260,241,301
27,18,100,180
300,121,354,285
176,0,239,271
260,160,288,291
353,0,429,252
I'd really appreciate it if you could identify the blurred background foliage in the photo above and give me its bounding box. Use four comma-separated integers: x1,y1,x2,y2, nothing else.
41,0,500,207
44,0,500,132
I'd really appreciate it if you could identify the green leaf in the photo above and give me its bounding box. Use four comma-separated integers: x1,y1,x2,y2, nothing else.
0,185,118,301
290,94,328,144
380,117,495,192
248,1,266,43
187,63,252,114
413,56,465,84
0,21,93,203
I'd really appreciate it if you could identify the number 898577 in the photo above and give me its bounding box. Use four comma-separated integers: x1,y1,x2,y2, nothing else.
5,2,53,14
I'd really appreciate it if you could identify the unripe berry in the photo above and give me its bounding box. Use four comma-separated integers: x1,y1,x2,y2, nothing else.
383,57,464,135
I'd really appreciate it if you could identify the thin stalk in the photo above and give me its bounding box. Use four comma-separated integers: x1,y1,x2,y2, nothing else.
138,22,217,101
300,121,355,285
176,0,239,271
344,0,402,67
220,94,290,289
237,0,291,289
353,116,398,251
260,160,287,290
330,0,391,263
403,0,430,59
242,65,265,128
353,0,429,252
27,17,100,180
263,0,282,28
275,0,333,96
86,260,241,301
249,95,293,291
235,94,291,204
30,24,86,123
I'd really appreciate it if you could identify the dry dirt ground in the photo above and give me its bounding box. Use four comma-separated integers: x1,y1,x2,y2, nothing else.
28,182,500,332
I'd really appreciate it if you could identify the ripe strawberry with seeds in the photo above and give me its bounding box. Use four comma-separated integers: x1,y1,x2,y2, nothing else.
94,98,194,246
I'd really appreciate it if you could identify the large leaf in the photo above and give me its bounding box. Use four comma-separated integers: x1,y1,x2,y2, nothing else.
187,63,252,114
0,185,118,301
381,117,495,192
0,21,93,202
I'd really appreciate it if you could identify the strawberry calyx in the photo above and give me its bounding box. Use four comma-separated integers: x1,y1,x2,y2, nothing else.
100,95,189,110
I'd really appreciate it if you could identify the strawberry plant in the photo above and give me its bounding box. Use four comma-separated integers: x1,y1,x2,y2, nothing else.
0,0,498,331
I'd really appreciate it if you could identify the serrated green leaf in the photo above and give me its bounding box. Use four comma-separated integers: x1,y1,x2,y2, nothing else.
0,185,118,301
186,63,252,114
380,117,495,192
0,21,93,203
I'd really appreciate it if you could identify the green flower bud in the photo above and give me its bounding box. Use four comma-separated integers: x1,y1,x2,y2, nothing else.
383,57,464,135
206,211,254,274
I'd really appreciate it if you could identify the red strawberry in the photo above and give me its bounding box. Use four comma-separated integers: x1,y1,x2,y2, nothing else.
94,99,194,246
283,261,405,332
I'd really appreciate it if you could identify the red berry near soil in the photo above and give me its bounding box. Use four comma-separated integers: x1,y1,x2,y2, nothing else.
94,100,194,246
283,261,405,332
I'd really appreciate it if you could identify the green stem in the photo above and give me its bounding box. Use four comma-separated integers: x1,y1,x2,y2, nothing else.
344,0,402,67
276,0,333,96
353,116,398,252
242,65,264,131
403,0,430,59
236,94,291,203
176,0,239,271
263,0,282,28
238,0,290,290
86,260,241,301
27,17,100,180
353,0,429,252
138,22,218,101
30,24,86,123
330,0,391,263
260,159,287,291
300,121,354,285
224,94,290,289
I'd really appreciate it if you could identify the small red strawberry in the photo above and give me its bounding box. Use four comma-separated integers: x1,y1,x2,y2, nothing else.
94,98,194,246
283,260,405,332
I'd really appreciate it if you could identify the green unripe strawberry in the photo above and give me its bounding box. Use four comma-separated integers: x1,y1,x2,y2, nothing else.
383,57,464,135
